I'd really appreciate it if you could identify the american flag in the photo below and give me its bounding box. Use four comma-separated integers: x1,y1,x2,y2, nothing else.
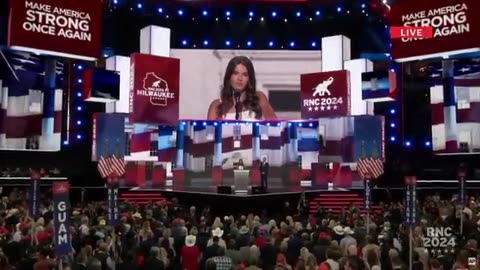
357,157,384,180
0,49,63,151
97,154,126,179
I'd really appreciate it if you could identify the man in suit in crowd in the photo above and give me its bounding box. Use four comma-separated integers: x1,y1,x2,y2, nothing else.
260,157,269,192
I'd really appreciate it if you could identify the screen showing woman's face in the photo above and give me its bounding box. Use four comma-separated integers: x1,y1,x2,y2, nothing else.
230,64,249,91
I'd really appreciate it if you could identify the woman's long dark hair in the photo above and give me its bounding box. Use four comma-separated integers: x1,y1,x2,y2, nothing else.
216,56,262,119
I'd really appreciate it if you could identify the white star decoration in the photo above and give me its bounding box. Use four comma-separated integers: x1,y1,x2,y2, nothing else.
308,106,338,111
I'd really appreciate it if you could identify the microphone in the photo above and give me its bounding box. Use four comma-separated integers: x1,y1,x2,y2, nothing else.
234,89,241,120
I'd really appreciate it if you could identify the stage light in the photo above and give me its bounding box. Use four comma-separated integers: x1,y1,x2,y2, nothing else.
202,10,208,16
315,10,321,16
178,9,183,15
298,123,303,127
76,92,82,97
225,10,231,16
246,41,252,46
76,134,82,139
77,79,83,84
288,123,292,127
235,122,239,126
245,122,250,125
255,122,260,126
63,140,69,145
311,41,317,47
77,65,83,70
213,122,218,126
137,3,142,9
271,11,277,17
158,8,163,13
425,141,431,147
249,11,254,17
181,121,186,125
224,122,229,125
225,40,231,46
390,136,396,142
77,106,82,111
390,122,395,128
203,121,207,126
361,3,366,8
383,0,387,3
390,109,396,114
337,7,342,12
192,121,197,126
268,41,274,47
182,40,187,46
77,120,82,125
296,11,301,17
103,54,109,58
203,40,209,46
405,141,411,147
277,122,281,127
260,17,264,21
266,122,271,126
309,123,313,127
113,0,118,4
289,41,295,47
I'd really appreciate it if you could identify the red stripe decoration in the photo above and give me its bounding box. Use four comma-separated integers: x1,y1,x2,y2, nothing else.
357,157,384,180
97,156,109,178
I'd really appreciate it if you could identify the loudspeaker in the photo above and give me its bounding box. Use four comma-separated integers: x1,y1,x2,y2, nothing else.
217,186,232,194
251,186,264,194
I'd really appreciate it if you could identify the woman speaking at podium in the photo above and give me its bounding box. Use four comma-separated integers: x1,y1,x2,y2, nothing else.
207,56,277,120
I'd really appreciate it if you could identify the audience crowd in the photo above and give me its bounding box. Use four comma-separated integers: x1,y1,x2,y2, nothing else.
0,188,479,270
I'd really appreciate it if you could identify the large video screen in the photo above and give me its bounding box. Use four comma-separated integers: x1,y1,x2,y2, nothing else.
170,49,322,120
0,49,64,151
430,59,480,155
118,115,384,187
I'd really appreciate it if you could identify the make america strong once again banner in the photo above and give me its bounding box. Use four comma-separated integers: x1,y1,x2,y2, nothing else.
390,0,480,61
8,0,102,59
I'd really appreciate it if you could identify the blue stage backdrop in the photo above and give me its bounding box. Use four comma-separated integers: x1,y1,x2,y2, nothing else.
92,113,126,161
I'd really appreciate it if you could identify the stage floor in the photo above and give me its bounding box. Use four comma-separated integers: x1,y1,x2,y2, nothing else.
129,177,359,196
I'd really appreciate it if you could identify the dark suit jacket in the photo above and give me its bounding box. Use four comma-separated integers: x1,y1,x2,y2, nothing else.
260,162,269,174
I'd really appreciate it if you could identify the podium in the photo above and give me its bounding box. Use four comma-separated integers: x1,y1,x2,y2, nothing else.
233,170,250,192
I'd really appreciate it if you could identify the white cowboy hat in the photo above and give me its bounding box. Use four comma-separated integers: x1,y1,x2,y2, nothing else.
239,226,249,235
212,227,224,237
333,225,344,236
343,226,354,235
185,235,196,247
132,212,142,219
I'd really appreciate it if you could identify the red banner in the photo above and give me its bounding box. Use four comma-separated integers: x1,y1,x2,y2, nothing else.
8,0,103,60
129,53,180,125
300,70,351,119
390,0,480,62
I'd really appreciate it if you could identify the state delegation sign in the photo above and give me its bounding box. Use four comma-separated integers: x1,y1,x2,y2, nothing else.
8,0,103,60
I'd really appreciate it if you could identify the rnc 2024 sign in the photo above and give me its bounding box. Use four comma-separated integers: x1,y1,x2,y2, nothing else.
390,0,480,62
8,0,103,60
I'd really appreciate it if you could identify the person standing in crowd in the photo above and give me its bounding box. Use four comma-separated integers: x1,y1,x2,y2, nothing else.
260,157,269,192
207,56,277,120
